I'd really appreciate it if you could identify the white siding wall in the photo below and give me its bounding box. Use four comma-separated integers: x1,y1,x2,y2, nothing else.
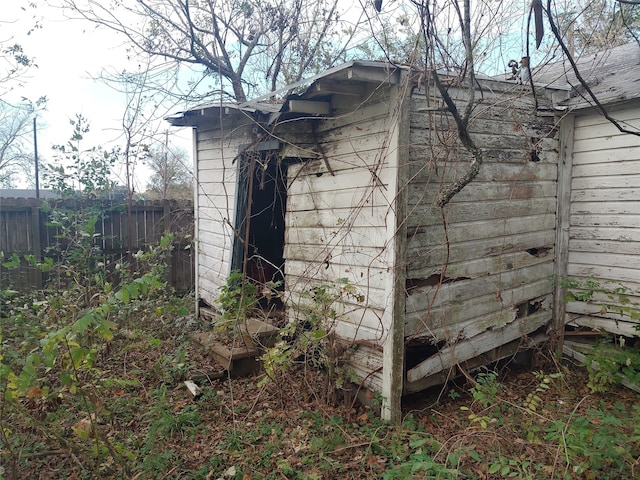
566,103,640,336
405,82,558,349
195,121,253,306
283,92,402,392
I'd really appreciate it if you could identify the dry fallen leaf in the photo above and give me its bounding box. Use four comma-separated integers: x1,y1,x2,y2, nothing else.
27,386,42,399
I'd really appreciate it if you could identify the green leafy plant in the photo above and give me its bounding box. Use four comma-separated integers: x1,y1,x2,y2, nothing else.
262,278,363,404
561,277,640,325
488,456,540,479
470,369,502,408
381,434,458,479
561,277,640,392
0,227,174,477
525,370,563,412
42,114,117,199
216,270,258,332
545,405,637,477
583,338,640,392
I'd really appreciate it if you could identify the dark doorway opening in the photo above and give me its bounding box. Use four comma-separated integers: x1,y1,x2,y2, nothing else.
232,151,286,310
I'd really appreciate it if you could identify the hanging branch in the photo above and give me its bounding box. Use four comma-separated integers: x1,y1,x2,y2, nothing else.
546,0,640,137
429,0,483,208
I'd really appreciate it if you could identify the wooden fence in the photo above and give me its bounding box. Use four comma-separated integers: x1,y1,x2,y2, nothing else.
0,198,194,293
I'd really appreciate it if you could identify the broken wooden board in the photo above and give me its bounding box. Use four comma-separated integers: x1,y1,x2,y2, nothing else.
192,331,259,377
406,310,548,384
192,318,280,377
240,318,280,348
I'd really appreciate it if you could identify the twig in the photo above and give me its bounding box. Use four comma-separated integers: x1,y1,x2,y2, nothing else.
551,395,589,478
243,382,269,422
311,121,335,176
19,449,66,459
546,0,640,137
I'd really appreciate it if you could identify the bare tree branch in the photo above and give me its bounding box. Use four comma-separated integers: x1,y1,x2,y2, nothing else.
423,0,482,208
547,0,640,137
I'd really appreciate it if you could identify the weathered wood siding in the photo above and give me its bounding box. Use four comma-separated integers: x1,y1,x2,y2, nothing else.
405,82,559,353
0,198,194,292
282,88,403,393
195,119,253,305
565,102,640,337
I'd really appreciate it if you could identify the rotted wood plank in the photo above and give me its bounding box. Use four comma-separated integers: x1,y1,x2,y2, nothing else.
405,278,552,338
406,310,549,383
567,315,640,337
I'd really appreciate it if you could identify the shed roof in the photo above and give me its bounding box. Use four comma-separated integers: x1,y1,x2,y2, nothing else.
167,59,560,127
535,42,640,109
166,60,405,127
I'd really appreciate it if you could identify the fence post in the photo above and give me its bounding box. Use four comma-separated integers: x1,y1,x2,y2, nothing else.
30,203,43,289
162,200,174,288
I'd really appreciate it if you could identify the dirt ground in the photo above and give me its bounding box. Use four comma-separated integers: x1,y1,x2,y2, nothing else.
5,311,640,480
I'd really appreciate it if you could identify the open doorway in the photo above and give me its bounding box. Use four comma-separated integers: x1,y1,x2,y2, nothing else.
231,150,286,312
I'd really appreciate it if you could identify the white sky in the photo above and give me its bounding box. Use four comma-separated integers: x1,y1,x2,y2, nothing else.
3,1,192,192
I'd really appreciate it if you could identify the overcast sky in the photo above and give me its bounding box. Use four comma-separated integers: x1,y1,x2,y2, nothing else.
3,1,191,191
2,0,537,191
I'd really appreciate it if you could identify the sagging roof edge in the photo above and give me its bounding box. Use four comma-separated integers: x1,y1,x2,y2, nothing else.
165,60,407,127
167,60,567,127
169,42,640,126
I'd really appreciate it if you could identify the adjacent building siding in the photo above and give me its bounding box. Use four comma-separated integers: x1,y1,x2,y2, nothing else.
565,102,640,337
404,82,559,377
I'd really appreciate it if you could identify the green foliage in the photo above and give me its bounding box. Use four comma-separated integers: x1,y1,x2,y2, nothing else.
525,370,563,412
584,338,640,392
488,456,541,479
470,369,502,408
42,114,118,199
544,403,638,477
561,276,640,324
459,370,507,430
261,279,363,404
561,276,640,391
381,433,457,479
216,271,258,331
0,212,177,477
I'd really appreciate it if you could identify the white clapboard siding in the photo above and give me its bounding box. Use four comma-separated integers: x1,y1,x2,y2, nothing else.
285,287,386,342
408,249,553,281
195,123,252,304
408,214,556,248
285,227,389,251
408,229,556,276
285,261,389,295
284,84,399,390
407,160,558,184
407,181,557,205
345,345,384,393
569,239,640,255
566,102,640,337
283,245,389,269
407,262,553,309
409,197,556,230
288,182,391,211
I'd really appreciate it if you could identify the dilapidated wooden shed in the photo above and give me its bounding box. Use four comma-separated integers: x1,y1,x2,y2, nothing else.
167,61,561,420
